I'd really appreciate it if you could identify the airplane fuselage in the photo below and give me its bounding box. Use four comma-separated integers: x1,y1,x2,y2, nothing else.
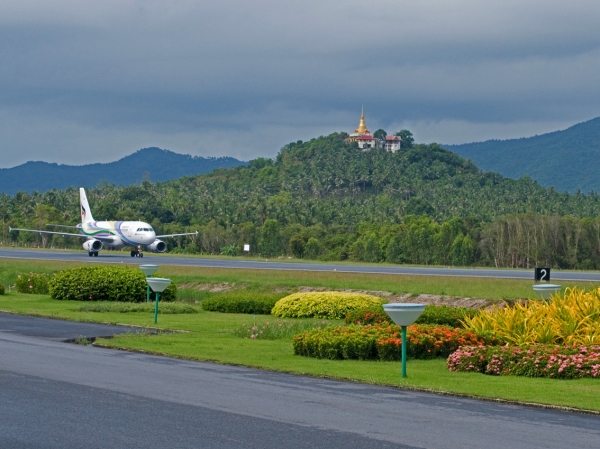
79,221,156,248
10,187,196,257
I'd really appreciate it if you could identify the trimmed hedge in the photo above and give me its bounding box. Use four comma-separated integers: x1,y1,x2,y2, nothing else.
272,292,384,319
49,266,176,302
448,345,600,379
344,305,478,328
15,272,50,294
293,324,502,361
202,294,280,314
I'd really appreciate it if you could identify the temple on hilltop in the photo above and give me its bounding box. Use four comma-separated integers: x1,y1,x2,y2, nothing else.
345,107,401,152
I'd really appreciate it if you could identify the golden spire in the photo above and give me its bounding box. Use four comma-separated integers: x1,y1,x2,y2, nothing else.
354,106,370,134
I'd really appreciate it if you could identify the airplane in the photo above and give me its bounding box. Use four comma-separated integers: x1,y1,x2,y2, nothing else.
10,187,198,258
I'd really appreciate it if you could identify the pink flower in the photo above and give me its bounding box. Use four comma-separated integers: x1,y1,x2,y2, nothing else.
29,285,33,289
251,334,257,339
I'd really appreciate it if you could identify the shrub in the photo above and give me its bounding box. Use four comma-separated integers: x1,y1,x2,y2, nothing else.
49,266,177,302
15,272,50,294
78,302,198,314
463,287,600,345
272,292,385,319
344,305,478,328
344,307,392,326
202,292,282,314
0,283,4,295
416,305,478,327
233,319,333,340
293,324,501,361
447,345,600,379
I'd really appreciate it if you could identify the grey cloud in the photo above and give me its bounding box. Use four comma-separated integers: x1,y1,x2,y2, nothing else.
1,0,600,167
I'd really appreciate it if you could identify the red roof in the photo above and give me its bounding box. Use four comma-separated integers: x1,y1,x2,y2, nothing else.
357,135,375,140
386,136,401,141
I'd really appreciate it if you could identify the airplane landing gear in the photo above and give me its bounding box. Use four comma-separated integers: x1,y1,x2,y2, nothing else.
88,251,99,257
130,248,144,258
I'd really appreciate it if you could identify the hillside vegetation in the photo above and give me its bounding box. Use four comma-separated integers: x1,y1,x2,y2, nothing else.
4,133,600,269
0,147,245,195
445,117,600,193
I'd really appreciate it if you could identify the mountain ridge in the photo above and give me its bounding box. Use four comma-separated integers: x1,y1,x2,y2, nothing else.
0,147,246,195
444,117,600,192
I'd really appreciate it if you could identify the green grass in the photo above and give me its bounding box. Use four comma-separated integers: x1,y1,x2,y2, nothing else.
1,291,599,412
1,258,592,300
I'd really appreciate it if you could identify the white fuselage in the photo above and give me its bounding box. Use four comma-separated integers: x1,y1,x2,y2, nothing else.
79,221,156,248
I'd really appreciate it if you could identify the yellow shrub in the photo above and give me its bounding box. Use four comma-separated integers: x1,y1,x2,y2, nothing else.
271,292,385,319
463,287,600,345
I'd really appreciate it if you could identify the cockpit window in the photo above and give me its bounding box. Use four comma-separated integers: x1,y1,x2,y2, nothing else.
149,227,154,232
137,228,141,231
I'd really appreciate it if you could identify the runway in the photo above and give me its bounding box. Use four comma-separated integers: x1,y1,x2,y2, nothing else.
1,315,599,449
1,248,600,281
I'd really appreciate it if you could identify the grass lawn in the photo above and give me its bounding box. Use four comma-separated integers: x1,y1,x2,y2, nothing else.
0,258,592,300
1,292,599,412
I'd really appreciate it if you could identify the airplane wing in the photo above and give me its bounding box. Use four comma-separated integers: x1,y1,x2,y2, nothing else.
47,224,79,229
9,227,114,243
10,227,86,239
156,231,199,238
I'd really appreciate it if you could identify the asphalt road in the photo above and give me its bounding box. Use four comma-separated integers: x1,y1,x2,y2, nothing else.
0,313,151,341
2,248,600,281
1,316,599,448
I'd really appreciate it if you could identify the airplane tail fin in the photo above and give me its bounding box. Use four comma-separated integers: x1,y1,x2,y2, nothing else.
79,188,95,224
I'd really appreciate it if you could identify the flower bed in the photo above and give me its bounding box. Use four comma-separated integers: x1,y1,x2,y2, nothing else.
447,345,600,379
293,324,501,361
272,292,384,319
463,287,600,345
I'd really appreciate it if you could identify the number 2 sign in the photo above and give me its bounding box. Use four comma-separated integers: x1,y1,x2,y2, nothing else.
535,267,551,281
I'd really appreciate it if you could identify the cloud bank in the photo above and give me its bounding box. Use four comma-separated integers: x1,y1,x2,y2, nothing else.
1,1,599,166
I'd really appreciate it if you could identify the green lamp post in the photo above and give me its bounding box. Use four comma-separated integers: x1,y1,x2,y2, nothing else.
383,303,426,378
146,277,172,324
139,264,159,302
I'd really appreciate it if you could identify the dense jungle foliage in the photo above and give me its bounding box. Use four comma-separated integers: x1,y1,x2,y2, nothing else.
4,132,600,269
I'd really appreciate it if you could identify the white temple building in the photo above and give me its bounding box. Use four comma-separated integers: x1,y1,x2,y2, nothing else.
345,107,401,152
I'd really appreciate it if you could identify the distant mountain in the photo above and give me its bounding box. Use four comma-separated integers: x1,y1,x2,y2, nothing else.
444,117,600,193
0,147,246,195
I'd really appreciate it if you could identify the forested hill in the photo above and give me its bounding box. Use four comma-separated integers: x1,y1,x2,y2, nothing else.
0,147,246,195
7,133,600,269
444,117,600,193
6,133,600,227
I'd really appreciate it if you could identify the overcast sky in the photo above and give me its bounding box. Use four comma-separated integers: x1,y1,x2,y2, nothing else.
2,0,600,167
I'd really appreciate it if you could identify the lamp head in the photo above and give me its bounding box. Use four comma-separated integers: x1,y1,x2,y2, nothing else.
139,264,159,276
146,277,171,293
383,303,426,326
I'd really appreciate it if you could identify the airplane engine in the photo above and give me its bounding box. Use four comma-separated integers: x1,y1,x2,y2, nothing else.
83,239,103,252
148,239,167,253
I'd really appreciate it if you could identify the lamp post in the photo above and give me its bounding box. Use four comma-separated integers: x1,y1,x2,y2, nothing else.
146,277,172,324
139,265,159,302
532,284,561,301
383,303,426,378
